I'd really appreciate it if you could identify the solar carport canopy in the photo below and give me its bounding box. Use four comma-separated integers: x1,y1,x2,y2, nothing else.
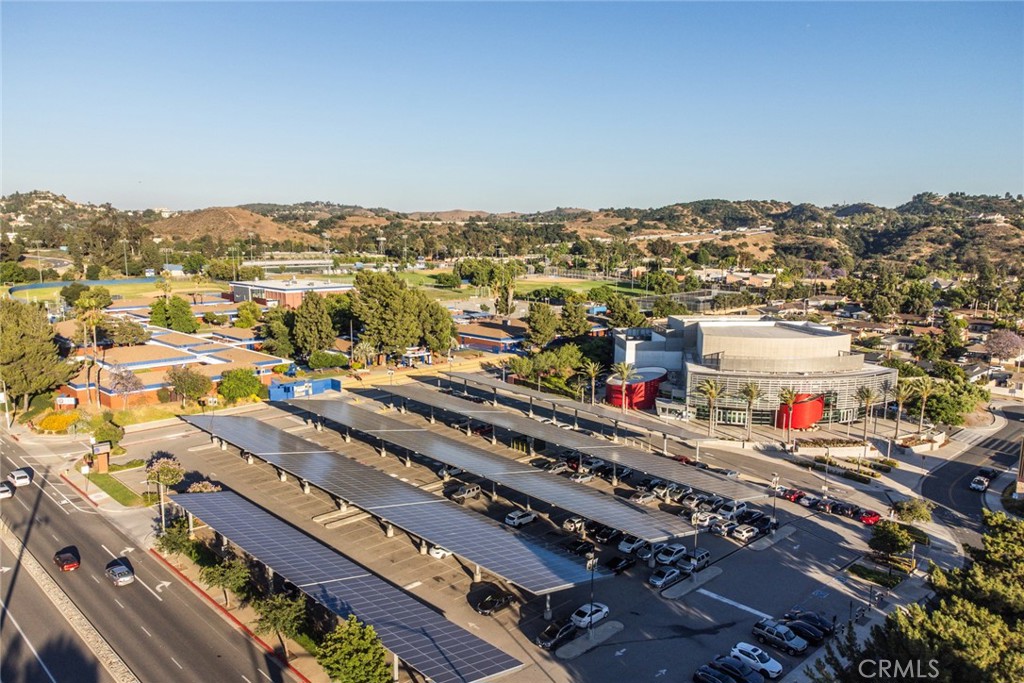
182,415,600,594
445,371,706,442
385,383,768,504
174,491,523,683
288,399,697,542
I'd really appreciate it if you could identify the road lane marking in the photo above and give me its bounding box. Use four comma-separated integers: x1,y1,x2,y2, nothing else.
0,598,61,683
114,599,125,610
695,588,772,619
242,677,253,683
51,533,60,542
101,544,163,602
171,657,183,670
140,626,152,637
258,671,272,681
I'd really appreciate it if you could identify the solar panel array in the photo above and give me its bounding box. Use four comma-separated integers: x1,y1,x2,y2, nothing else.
384,383,768,503
445,371,708,443
288,399,697,541
173,491,523,683
182,415,600,594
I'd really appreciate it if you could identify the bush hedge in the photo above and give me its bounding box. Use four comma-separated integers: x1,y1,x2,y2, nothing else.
849,563,905,588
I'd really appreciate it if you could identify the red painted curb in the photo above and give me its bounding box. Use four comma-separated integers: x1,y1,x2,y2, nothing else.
59,473,100,508
148,549,313,683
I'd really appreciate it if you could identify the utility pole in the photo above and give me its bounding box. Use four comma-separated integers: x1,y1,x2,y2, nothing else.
120,238,129,277
33,240,43,283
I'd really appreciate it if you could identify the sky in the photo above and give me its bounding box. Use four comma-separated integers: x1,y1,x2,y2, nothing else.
2,1,1022,213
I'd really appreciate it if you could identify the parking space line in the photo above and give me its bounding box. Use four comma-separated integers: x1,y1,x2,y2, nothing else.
695,588,772,619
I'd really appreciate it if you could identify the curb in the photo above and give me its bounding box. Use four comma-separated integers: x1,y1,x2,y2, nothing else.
60,471,100,508
148,549,312,683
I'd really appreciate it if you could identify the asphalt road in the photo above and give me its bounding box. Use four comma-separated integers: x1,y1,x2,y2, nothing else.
0,437,292,683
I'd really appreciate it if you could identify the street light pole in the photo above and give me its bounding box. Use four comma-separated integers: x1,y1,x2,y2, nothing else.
585,551,597,640
771,472,779,533
121,238,129,277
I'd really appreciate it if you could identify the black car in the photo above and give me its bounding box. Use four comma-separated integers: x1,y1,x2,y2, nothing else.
814,499,836,514
693,664,734,683
535,618,576,649
563,539,596,556
594,526,623,545
604,555,637,575
840,504,864,519
783,610,835,636
637,477,662,492
584,519,603,536
736,509,765,525
593,464,614,480
978,467,999,481
750,516,775,534
711,655,765,683
784,619,826,645
474,590,517,616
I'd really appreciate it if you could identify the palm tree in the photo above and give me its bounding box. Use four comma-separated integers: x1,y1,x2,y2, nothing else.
696,379,725,437
738,382,765,442
190,273,207,305
352,341,376,367
855,386,880,472
892,381,915,441
610,362,640,413
578,359,604,406
911,376,940,434
778,388,798,445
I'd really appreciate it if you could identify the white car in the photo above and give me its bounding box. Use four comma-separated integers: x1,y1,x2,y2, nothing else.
732,524,760,542
648,566,683,588
562,516,586,533
437,466,464,479
717,500,748,520
629,491,657,505
969,476,990,492
428,546,453,559
731,642,783,679
6,469,30,487
0,482,13,499
504,510,537,528
569,471,595,484
691,511,721,529
617,534,645,554
655,543,689,565
105,563,136,586
570,602,609,629
710,518,739,537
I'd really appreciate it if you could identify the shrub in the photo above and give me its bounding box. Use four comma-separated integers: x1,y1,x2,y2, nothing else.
308,350,347,370
842,470,875,484
156,388,172,403
849,563,905,588
869,462,892,473
272,364,291,374
91,418,125,448
37,410,80,433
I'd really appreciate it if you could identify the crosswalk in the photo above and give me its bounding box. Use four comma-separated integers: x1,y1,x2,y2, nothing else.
952,430,1020,454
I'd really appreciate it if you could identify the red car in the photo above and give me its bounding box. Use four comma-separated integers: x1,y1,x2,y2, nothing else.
782,488,807,502
858,510,882,525
53,552,80,572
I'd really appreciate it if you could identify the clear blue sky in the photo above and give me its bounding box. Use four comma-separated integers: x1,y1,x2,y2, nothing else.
3,2,1022,212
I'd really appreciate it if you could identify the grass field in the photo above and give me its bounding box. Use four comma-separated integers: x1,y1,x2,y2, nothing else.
85,472,145,507
10,280,228,302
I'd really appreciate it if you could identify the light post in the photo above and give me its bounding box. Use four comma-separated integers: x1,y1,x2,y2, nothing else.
823,448,830,499
120,238,129,277
387,367,395,386
585,550,597,640
33,240,43,283
770,472,779,533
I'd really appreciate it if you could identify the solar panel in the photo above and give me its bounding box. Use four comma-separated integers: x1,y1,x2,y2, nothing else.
286,400,698,541
182,415,601,594
173,491,523,683
384,383,768,503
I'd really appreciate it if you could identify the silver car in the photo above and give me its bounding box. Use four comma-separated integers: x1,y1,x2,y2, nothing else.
105,564,135,587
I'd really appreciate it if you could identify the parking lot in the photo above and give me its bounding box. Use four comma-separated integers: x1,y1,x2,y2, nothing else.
157,395,890,683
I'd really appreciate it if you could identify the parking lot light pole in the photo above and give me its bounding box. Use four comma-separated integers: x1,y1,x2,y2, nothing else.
771,472,780,533
585,551,597,640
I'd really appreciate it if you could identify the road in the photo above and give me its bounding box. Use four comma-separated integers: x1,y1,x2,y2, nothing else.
0,436,292,683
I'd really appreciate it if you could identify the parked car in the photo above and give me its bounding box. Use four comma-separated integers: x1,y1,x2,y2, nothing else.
450,484,481,504
693,665,734,683
781,488,806,502
428,546,453,559
681,493,708,511
751,618,808,655
969,476,990,491
858,509,882,526
652,481,672,498
710,467,740,478
618,534,645,554
666,484,692,502
699,496,726,513
7,469,30,488
649,566,684,588
604,555,637,575
630,491,658,505
736,509,765,525
731,642,784,679
783,619,826,645
782,610,835,636
504,509,537,528
681,548,711,571
569,471,595,484
692,511,721,529
570,602,609,628
711,519,739,537
655,543,689,565
637,477,664,492
797,495,820,508
636,541,668,562
562,539,595,556
813,499,836,513
0,482,13,500
535,618,576,649
545,460,570,474
593,526,623,545
105,563,135,587
830,502,858,517
711,655,765,683
474,589,518,616
53,552,80,572
732,525,760,542
562,516,586,533
718,500,749,520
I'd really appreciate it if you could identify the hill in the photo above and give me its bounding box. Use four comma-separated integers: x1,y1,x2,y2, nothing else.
145,207,321,246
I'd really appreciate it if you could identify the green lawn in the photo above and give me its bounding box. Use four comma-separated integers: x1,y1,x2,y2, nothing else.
85,472,145,507
10,280,228,301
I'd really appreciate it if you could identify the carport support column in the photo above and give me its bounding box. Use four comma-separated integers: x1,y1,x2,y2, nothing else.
302,479,310,494
315,419,323,432
246,453,254,465
611,464,618,487
187,512,195,539
400,399,407,415
612,420,619,443
528,436,535,456
393,653,400,683
473,564,482,582
490,481,497,502
379,438,387,458
419,539,428,555
336,498,348,512
385,523,394,538
544,594,552,621
490,428,497,446
492,387,498,406
344,429,351,443
429,406,435,424
278,468,287,483
220,439,228,451
573,408,579,429
404,453,412,468
525,497,532,512
528,396,534,417
662,433,669,455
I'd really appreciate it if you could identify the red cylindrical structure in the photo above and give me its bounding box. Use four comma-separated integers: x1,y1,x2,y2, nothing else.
776,393,825,430
605,368,666,410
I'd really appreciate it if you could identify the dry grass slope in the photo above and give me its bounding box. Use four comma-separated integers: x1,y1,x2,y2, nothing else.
147,207,321,245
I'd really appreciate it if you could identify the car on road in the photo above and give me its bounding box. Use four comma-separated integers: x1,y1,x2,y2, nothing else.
732,524,760,542
504,509,537,528
630,491,658,505
545,460,570,474
649,566,685,588
752,618,808,655
858,509,882,526
53,552,80,572
604,555,637,575
593,526,623,545
693,664,734,683
105,563,135,587
569,471,595,484
570,602,609,628
428,546,452,559
7,469,31,488
562,539,595,556
782,610,835,636
0,482,13,499
617,534,645,554
783,619,826,645
711,655,765,683
535,618,576,649
655,543,689,565
781,488,806,502
978,467,999,481
474,589,518,616
731,643,783,679
636,541,668,562
969,476,990,491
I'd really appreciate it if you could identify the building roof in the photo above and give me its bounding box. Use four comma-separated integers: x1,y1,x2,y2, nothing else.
87,344,194,366
208,346,282,365
699,321,844,340
231,278,354,293
152,331,210,348
210,326,260,341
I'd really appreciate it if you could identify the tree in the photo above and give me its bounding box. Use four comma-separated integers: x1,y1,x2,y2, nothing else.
559,299,591,338
351,341,377,367
778,388,798,445
185,480,222,493
165,366,213,406
253,594,305,660
109,365,144,410
605,294,646,327
739,382,765,442
155,517,195,561
234,301,262,329
911,376,941,433
985,329,1024,362
856,386,880,472
0,299,75,413
200,557,250,609
218,369,261,403
525,302,559,348
892,381,915,440
352,272,421,355
893,498,935,525
490,262,518,316
149,297,169,328
696,379,725,437
308,350,346,370
75,290,109,354
147,454,185,531
506,356,534,383
578,359,604,406
60,282,90,307
166,295,199,333
316,615,390,683
651,296,688,318
912,334,945,362
610,362,640,413
868,520,913,574
111,319,150,346
260,308,294,359
293,293,335,359
417,296,455,355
